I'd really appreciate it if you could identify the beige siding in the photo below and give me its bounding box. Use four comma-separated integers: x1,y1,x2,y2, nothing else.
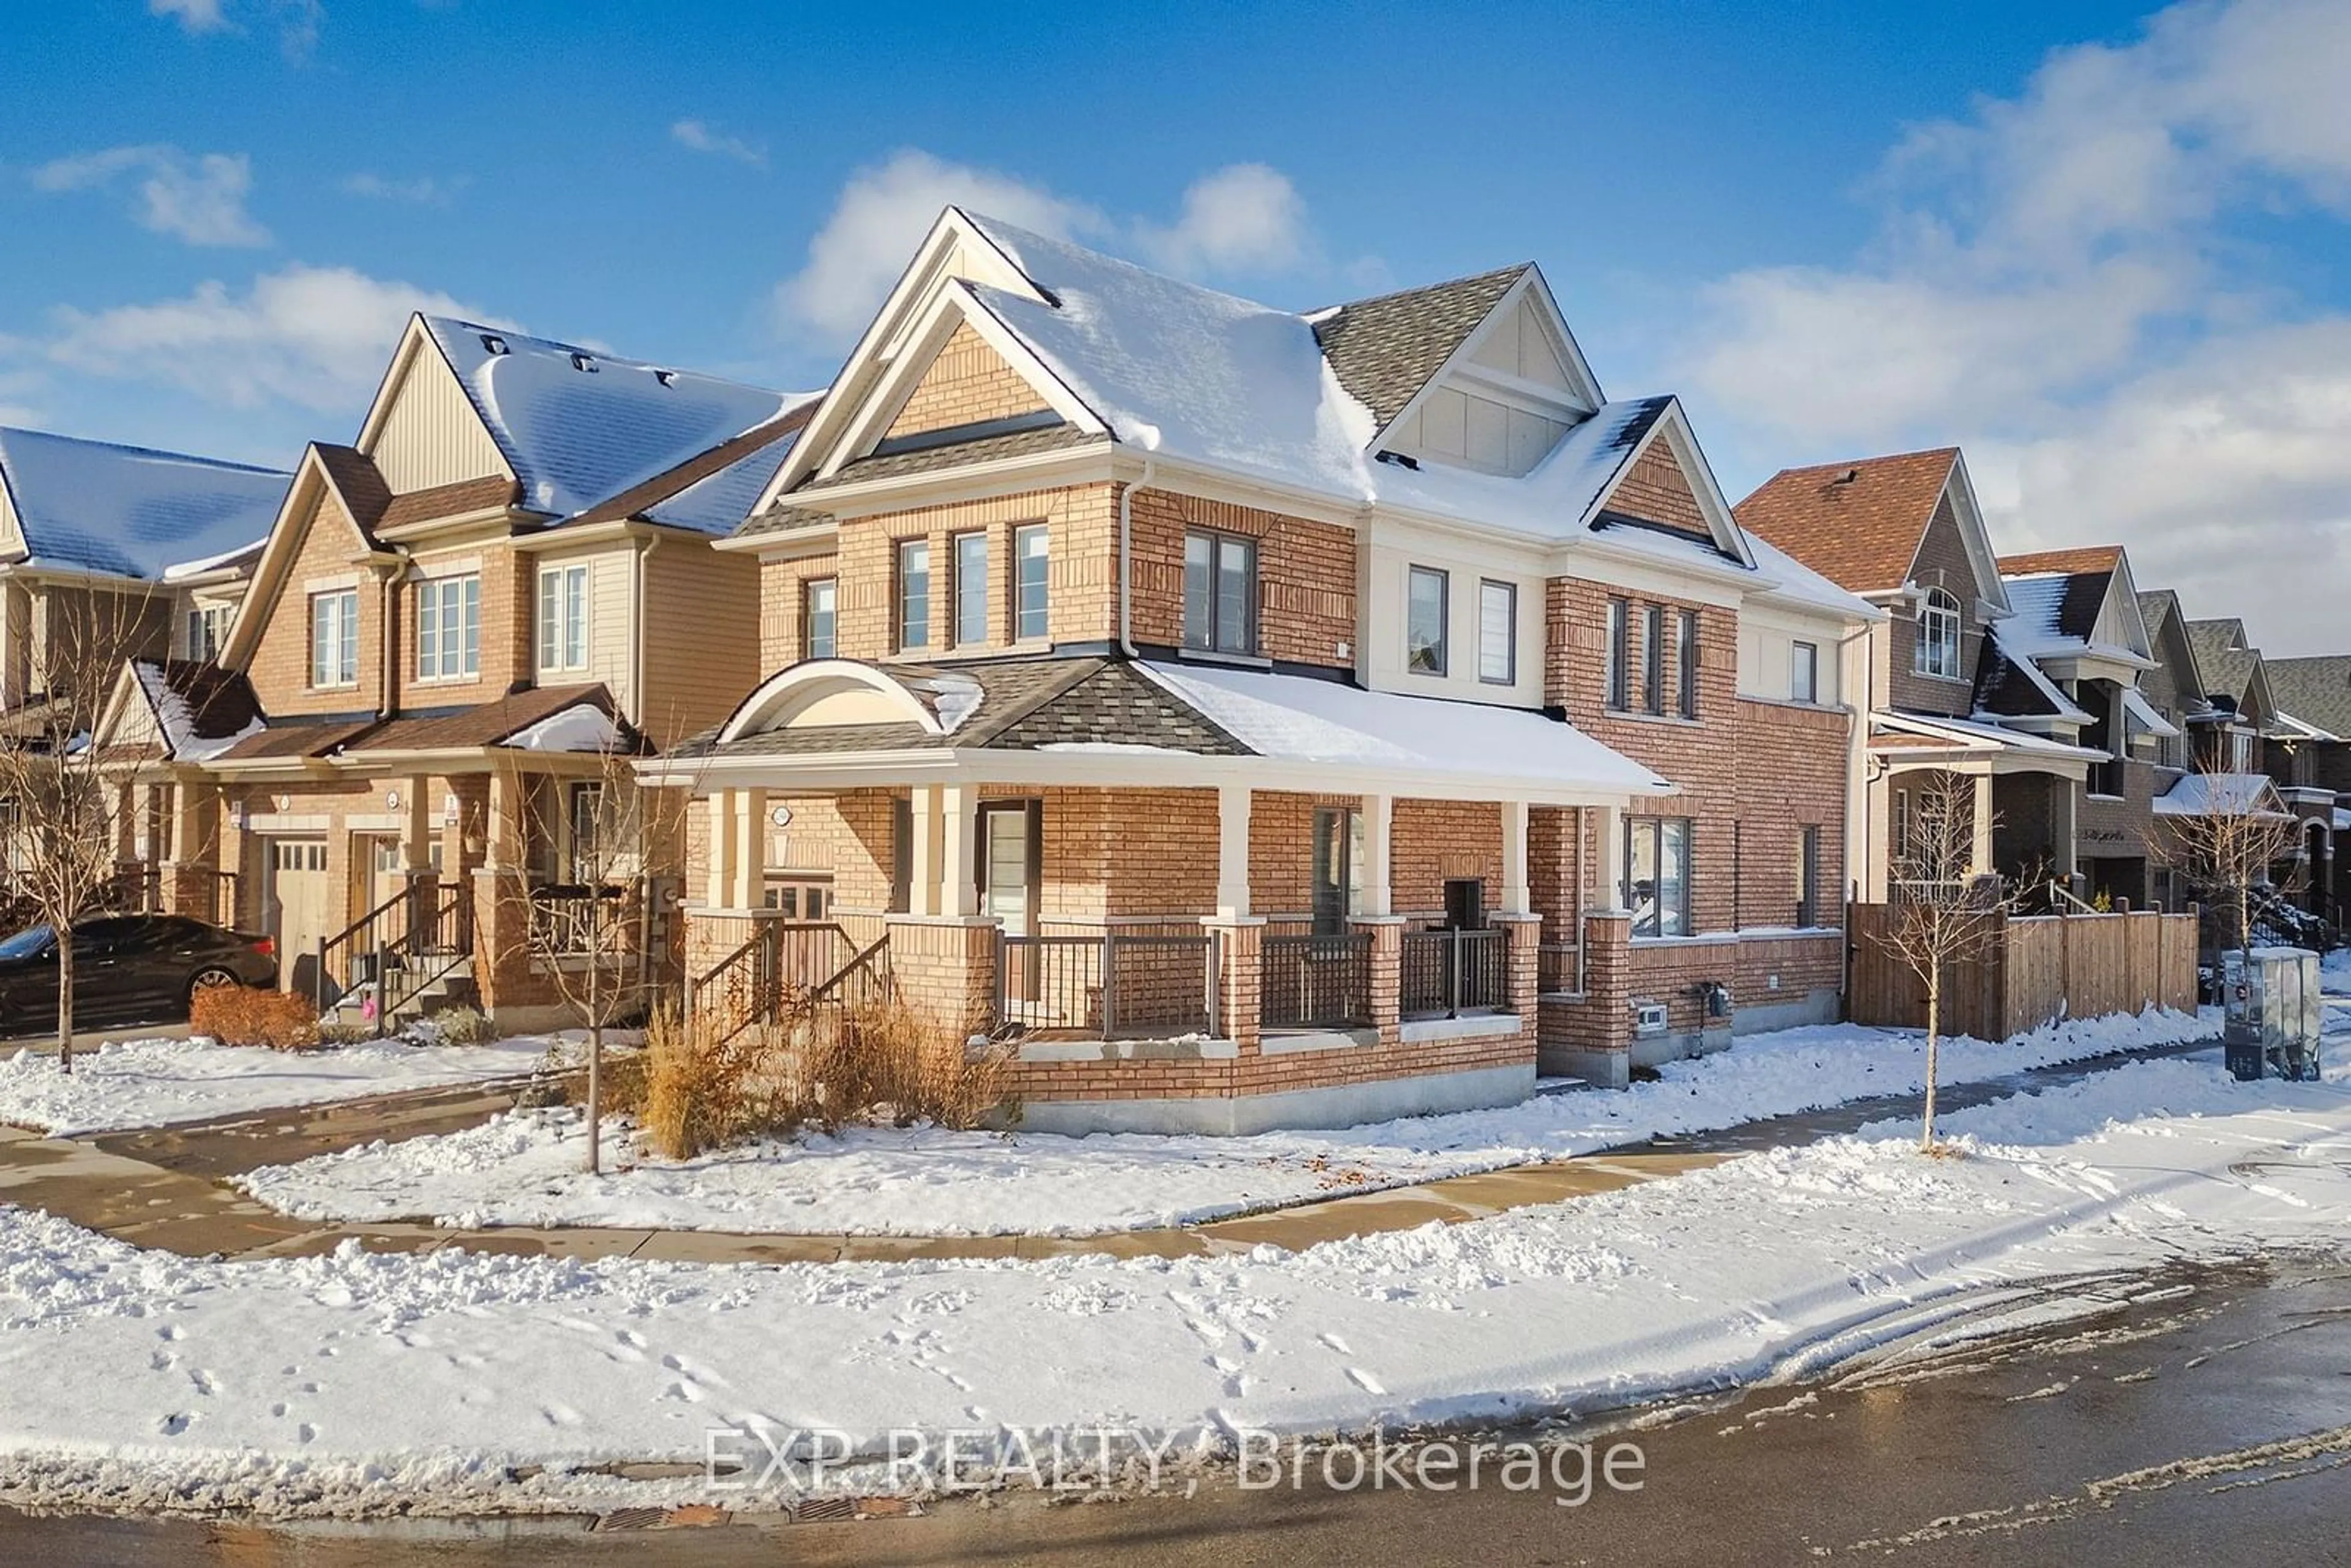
640,541,762,747
368,345,508,495
532,542,634,708
1465,295,1574,392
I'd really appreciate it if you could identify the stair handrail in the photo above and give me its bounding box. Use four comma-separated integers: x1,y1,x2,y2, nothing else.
315,886,416,1011
374,883,474,1029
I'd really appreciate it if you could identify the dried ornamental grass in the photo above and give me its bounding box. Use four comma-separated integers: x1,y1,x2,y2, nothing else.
189,986,321,1051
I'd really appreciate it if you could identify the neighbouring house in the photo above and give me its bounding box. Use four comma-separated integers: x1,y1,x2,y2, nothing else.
2187,618,2344,921
1735,449,2105,905
2262,653,2351,922
1992,546,2180,910
2134,588,2224,913
645,207,1878,1132
85,314,817,1026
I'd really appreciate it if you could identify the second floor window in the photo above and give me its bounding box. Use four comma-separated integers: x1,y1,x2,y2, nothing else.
416,574,480,680
538,563,589,672
898,539,931,651
1479,580,1516,685
1641,604,1665,715
803,577,836,660
186,604,229,661
1406,565,1447,675
954,532,989,647
1791,640,1820,703
1605,598,1630,710
1183,530,1256,655
1014,524,1049,641
309,589,358,688
1916,587,1962,679
1676,608,1698,719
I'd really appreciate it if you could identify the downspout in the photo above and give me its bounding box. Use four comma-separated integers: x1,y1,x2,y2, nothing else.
1117,460,1153,658
377,560,405,721
632,532,660,735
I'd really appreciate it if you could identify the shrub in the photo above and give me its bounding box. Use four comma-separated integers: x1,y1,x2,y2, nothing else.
421,1005,494,1046
636,1000,1016,1160
316,1021,376,1046
190,986,320,1051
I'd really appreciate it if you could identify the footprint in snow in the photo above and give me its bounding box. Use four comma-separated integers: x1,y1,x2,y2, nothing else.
297,1424,317,1444
1318,1332,1351,1354
540,1403,584,1428
187,1369,219,1397
158,1413,191,1437
1346,1368,1386,1395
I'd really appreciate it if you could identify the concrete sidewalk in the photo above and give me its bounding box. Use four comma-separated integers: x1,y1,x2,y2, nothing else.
0,1117,1724,1264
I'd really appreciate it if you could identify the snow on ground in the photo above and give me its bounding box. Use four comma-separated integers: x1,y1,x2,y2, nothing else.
0,1035,557,1138
0,1045,2343,1519
234,1010,2215,1237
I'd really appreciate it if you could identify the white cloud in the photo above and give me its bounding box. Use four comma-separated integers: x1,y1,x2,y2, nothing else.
43,263,501,413
340,172,463,205
33,144,270,247
1133,163,1311,276
774,150,1334,345
1682,0,2351,651
148,0,227,31
669,119,767,169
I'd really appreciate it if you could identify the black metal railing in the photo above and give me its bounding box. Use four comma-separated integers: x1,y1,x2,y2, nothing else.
1400,927,1507,1019
1260,932,1370,1030
375,883,474,1026
527,881,636,957
997,930,1216,1039
315,887,413,1011
686,920,854,1045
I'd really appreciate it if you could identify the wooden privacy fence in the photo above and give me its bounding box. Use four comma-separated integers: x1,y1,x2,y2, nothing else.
1847,904,2200,1041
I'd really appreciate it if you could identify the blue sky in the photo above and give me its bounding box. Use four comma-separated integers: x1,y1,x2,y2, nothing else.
4,0,2347,650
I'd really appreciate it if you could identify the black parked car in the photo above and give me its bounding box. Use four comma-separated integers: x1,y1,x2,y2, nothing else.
0,914,279,1034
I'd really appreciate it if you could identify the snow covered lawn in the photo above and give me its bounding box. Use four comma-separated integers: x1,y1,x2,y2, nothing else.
233,1010,2214,1237
0,1034,558,1138
0,1048,2342,1518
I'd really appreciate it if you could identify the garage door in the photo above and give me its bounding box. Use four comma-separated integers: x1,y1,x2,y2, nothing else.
270,839,329,994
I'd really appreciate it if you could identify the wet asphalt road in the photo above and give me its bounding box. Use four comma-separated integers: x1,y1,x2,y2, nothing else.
3,1254,2346,1567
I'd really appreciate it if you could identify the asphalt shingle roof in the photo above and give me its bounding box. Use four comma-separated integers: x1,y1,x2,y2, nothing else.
0,427,291,580
2264,655,2351,740
1309,263,1533,430
1733,448,1960,595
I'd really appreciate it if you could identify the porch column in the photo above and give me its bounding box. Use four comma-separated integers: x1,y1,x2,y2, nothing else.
1360,792,1393,918
1969,771,1995,877
2053,778,2079,883
160,777,222,921
702,790,734,907
1595,801,1626,912
730,787,767,909
1500,799,1531,916
400,775,433,874
1215,783,1251,919
938,784,977,919
909,786,942,918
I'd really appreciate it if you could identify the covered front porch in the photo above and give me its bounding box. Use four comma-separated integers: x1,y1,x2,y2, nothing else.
1865,712,2101,905
660,655,1671,1132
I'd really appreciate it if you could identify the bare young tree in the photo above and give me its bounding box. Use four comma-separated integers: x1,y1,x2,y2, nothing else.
509,733,689,1174
2157,777,2298,956
1884,771,2011,1150
0,590,159,1073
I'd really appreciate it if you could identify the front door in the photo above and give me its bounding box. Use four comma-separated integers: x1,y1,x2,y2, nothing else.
980,802,1038,1007
269,839,329,995
362,835,407,918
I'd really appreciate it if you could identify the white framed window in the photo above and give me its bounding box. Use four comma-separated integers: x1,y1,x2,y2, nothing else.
1183,531,1256,655
953,531,989,647
1641,604,1665,715
1623,816,1692,938
1478,580,1516,685
186,604,230,661
1915,588,1963,679
803,577,836,660
1406,565,1448,675
1791,640,1820,704
898,539,931,651
1605,598,1630,710
416,573,481,680
309,589,358,688
538,563,590,672
1676,608,1699,719
1014,524,1049,642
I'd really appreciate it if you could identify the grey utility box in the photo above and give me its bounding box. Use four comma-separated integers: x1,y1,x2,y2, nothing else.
2221,947,2324,1082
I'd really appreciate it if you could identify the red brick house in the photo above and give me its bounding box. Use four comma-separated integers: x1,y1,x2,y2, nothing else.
649,208,1877,1131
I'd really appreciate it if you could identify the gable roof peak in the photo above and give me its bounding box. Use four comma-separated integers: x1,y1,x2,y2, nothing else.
1998,544,2124,577
1732,446,1966,595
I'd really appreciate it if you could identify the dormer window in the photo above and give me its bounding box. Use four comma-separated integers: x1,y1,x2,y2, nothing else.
1915,588,1963,680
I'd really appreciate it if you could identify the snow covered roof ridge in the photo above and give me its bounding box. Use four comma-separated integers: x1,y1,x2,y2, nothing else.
0,426,291,582
417,315,798,523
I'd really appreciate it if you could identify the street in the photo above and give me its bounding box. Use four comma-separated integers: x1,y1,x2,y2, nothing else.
5,1254,2344,1566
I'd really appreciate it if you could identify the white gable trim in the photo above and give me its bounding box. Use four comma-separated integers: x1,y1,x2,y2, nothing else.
816,285,1106,484
763,208,1048,509
218,446,381,670
719,661,950,743
1907,452,2012,618
1586,400,1754,566
1372,266,1603,456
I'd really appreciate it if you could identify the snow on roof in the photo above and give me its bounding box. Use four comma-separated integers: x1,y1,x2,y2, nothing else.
0,428,289,582
131,662,261,762
960,215,1378,501
2122,686,2180,739
2271,707,2338,744
497,702,620,754
1370,396,1668,538
161,536,266,582
422,318,795,520
1998,574,2075,654
642,421,811,534
2155,771,2287,818
1139,661,1669,797
1737,528,1884,620
1976,626,2093,725
1875,710,2103,759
